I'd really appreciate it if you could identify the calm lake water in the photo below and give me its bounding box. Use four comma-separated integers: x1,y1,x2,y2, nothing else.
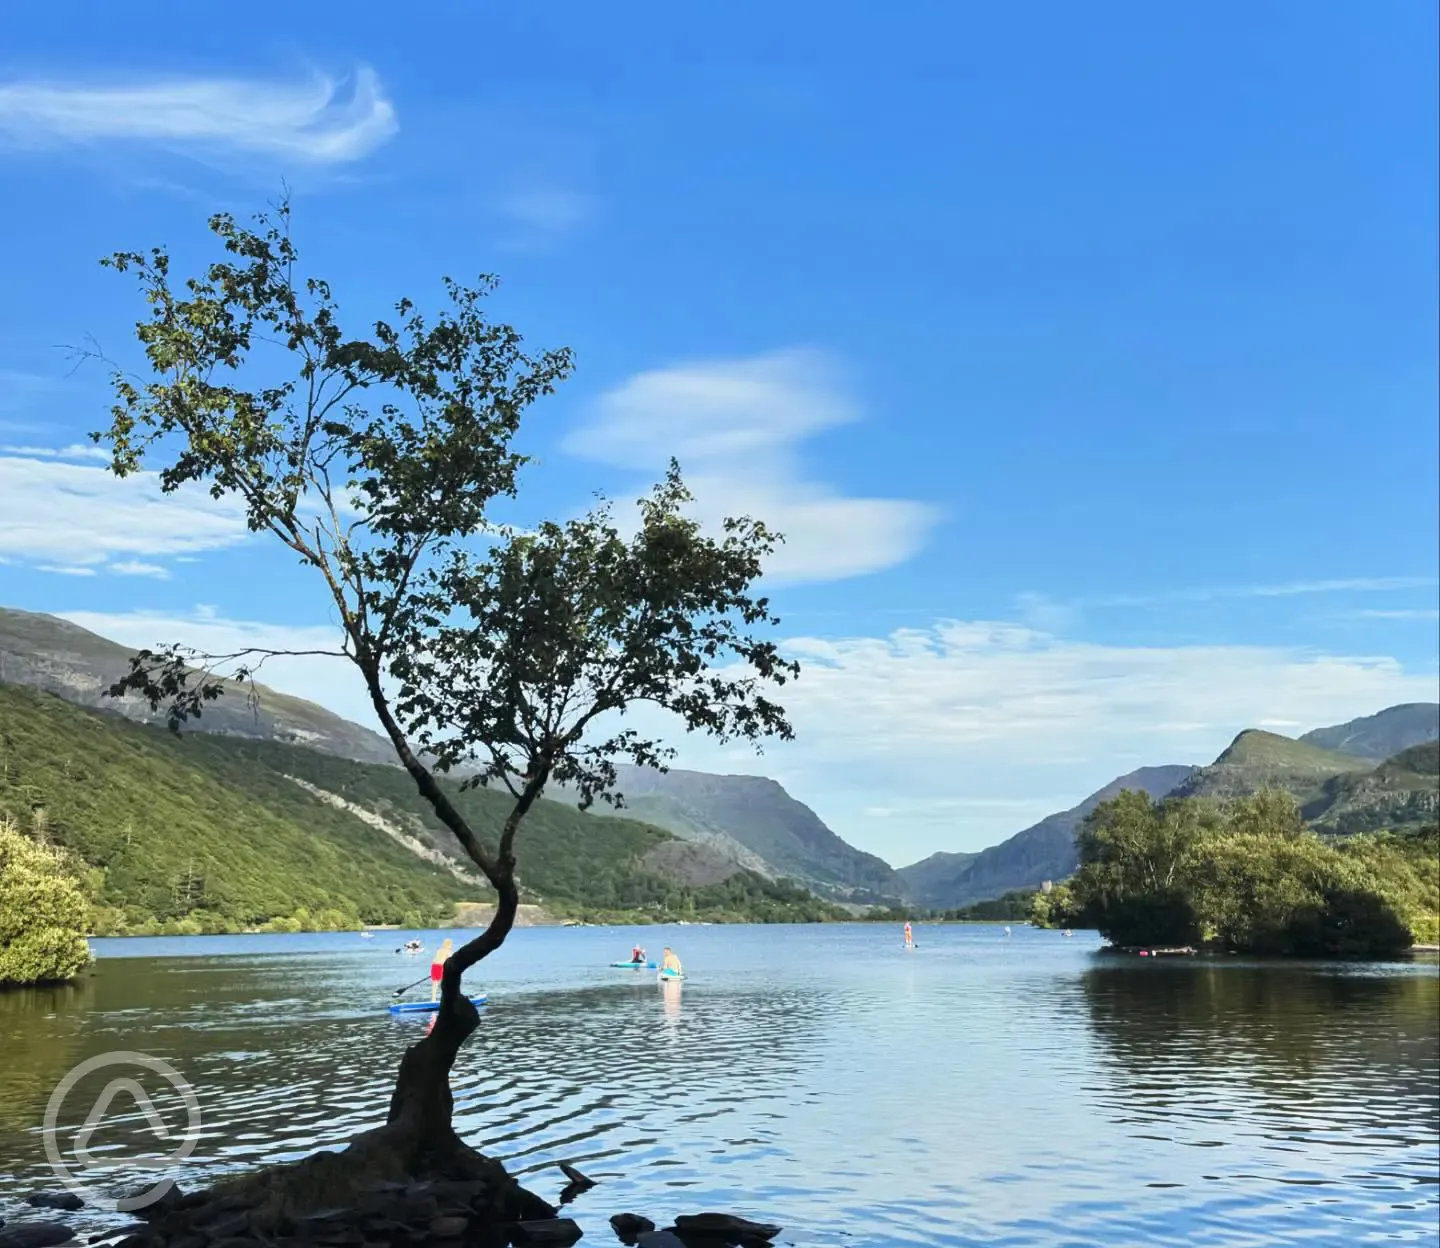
0,924,1436,1247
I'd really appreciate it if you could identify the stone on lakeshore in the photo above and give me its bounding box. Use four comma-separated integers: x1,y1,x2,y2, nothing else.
89,1226,151,1243
195,1209,252,1238
610,1212,656,1240
557,1162,596,1190
673,1213,782,1242
126,1184,187,1220
510,1217,584,1245
635,1233,688,1248
428,1214,470,1237
0,1223,78,1248
23,1193,84,1213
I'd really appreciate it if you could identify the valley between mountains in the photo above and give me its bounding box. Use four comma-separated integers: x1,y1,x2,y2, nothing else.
1,606,1435,928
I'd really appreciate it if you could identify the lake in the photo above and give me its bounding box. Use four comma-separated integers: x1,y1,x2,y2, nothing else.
1,924,1436,1247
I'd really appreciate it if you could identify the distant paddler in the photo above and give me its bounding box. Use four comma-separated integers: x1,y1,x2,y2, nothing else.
903,921,913,950
429,937,453,1002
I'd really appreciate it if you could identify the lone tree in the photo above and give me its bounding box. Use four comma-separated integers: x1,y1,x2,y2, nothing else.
90,201,798,1212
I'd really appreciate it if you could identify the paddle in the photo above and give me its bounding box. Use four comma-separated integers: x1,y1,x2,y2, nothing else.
392,974,430,998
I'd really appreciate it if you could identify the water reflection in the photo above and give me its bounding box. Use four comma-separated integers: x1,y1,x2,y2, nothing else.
661,976,683,1025
2,929,1437,1248
1077,961,1440,1239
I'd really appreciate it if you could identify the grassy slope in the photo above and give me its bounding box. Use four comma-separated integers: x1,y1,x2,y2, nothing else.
1174,730,1375,812
0,684,843,931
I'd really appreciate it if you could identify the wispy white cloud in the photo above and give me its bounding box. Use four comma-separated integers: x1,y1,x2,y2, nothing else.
565,349,939,584
1083,576,1438,608
109,559,171,579
495,185,594,240
0,66,397,164
0,442,109,462
0,451,249,569
1353,608,1440,621
36,564,96,577
59,607,1440,865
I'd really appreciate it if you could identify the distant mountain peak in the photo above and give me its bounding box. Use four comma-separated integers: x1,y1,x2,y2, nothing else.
1299,703,1440,760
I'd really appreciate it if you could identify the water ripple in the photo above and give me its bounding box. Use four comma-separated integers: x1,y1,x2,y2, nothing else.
0,929,1436,1246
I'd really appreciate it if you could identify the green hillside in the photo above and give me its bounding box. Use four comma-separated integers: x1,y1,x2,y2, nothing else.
0,684,843,932
1310,741,1440,836
1172,729,1375,812
0,607,397,764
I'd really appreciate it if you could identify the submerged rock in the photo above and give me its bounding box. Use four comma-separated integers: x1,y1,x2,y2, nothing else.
671,1212,783,1245
610,1212,657,1241
22,1194,83,1213
510,1218,583,1245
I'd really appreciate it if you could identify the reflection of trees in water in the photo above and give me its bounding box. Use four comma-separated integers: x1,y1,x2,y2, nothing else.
1080,964,1440,1128
0,978,93,1133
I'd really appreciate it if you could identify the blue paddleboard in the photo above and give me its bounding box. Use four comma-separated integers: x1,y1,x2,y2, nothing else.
658,969,684,981
388,993,488,1014
610,960,658,969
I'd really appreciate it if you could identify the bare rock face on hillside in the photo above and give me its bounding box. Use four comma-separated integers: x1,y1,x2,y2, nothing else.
0,607,397,765
640,839,746,888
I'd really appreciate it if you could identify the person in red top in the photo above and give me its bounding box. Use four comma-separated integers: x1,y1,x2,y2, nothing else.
429,938,453,1002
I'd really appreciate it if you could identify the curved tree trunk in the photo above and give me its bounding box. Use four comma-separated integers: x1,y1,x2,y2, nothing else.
385,876,519,1148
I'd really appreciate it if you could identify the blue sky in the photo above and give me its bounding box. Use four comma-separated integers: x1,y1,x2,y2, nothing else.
0,2,1436,865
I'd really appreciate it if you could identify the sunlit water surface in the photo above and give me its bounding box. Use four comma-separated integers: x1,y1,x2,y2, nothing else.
0,925,1435,1246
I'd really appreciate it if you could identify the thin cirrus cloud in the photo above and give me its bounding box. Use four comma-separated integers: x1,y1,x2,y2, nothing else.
0,65,397,164
563,348,939,585
0,449,249,572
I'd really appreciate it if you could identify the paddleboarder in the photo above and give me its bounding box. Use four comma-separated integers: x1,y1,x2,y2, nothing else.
903,921,913,950
429,937,453,1002
661,946,683,976
630,944,647,965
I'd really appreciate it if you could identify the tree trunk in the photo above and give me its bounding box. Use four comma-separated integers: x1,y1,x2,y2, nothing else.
383,874,520,1150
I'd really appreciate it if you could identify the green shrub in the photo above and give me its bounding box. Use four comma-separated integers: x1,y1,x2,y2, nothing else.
0,816,92,986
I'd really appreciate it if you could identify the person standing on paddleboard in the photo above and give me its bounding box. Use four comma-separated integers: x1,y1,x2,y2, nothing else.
903,921,913,949
430,938,453,1002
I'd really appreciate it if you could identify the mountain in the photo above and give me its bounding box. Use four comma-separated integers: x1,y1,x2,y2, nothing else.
592,764,906,902
0,607,397,765
1309,742,1440,836
1299,703,1440,760
0,606,886,901
1171,729,1376,812
898,765,1196,909
0,682,843,932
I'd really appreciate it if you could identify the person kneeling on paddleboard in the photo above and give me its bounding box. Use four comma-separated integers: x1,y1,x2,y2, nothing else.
430,938,453,1002
631,944,647,964
661,947,683,976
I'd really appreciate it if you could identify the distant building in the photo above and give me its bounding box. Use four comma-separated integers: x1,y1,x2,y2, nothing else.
1041,880,1054,894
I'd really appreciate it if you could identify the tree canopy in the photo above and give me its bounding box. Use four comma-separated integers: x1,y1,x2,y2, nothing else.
0,814,91,987
1047,789,1438,956
91,199,799,994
